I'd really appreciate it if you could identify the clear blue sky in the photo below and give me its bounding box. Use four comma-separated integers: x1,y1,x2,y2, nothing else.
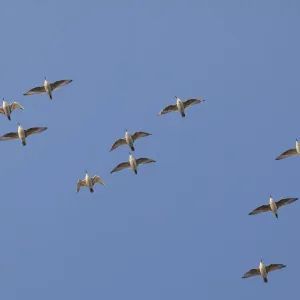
0,0,298,299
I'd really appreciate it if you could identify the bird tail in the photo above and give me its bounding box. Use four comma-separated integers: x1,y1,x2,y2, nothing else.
7,115,11,121
49,93,52,100
263,277,268,283
22,140,26,146
275,213,278,219
134,169,137,175
131,145,135,151
90,187,94,193
181,112,185,118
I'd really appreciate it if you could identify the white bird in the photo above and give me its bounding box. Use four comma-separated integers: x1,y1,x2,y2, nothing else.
110,129,152,152
249,195,298,218
0,98,24,121
158,96,205,118
276,138,300,160
23,77,72,100
76,171,105,193
0,123,47,146
242,259,286,283
111,153,156,175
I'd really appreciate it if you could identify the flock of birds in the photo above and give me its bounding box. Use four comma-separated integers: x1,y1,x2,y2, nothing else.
2,76,297,284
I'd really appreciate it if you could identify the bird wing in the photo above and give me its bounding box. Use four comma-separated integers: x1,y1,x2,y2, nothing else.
109,138,127,151
276,197,298,209
276,148,298,160
25,127,47,137
266,264,286,273
248,204,271,215
76,179,86,192
136,158,156,166
242,268,260,278
23,85,46,95
110,162,131,174
0,107,4,115
92,175,105,186
0,131,19,140
10,102,24,112
50,79,73,91
132,131,152,142
183,98,205,109
157,104,178,116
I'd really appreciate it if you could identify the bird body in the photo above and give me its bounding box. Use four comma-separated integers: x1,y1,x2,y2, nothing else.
111,153,156,175
76,171,105,193
110,130,151,152
23,77,72,100
18,124,26,146
158,96,205,117
248,195,298,218
242,260,286,283
0,99,24,121
125,131,134,151
0,124,47,146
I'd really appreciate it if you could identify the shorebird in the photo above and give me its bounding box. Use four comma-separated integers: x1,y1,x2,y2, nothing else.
0,98,24,120
23,77,72,100
158,96,205,118
111,153,156,175
242,260,286,283
0,123,47,146
110,129,152,152
249,195,298,218
276,139,300,160
76,171,105,193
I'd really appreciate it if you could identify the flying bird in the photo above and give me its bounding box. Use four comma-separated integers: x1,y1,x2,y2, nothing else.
276,138,300,160
0,123,47,146
23,77,72,100
0,98,24,121
110,129,152,152
76,171,105,193
242,260,286,283
249,195,298,218
158,96,205,118
111,153,156,175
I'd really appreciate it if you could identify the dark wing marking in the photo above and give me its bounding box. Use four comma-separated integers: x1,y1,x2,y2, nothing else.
50,79,72,91
132,131,151,142
275,148,298,160
110,162,131,174
266,264,286,273
0,131,19,140
183,98,205,109
248,204,271,215
23,85,46,96
25,127,47,137
136,158,156,166
242,268,260,278
109,138,127,152
276,197,298,209
158,104,178,116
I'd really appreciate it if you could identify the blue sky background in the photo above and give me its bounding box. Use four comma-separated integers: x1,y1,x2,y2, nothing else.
0,0,299,299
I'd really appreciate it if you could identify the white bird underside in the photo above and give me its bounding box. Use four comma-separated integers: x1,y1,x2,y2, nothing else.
23,79,72,96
